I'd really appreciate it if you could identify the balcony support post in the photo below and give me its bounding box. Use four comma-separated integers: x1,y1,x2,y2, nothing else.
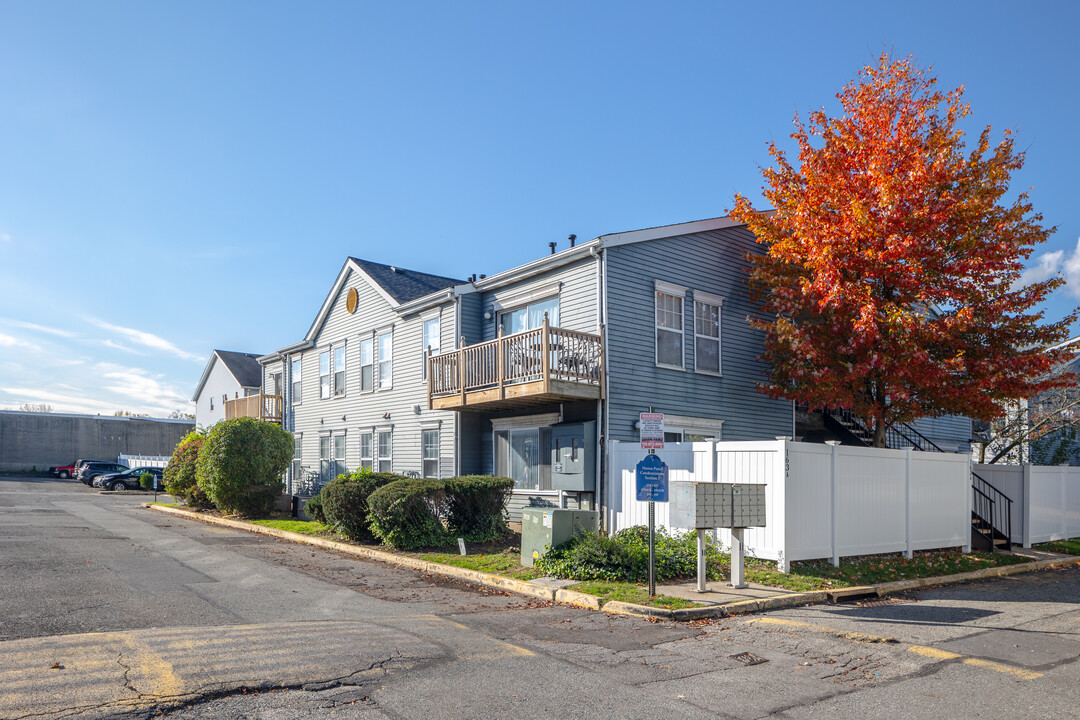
497,326,505,399
541,313,551,395
459,336,467,407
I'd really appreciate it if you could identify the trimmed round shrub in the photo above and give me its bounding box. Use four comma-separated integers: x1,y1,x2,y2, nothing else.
164,430,204,506
303,491,326,524
444,475,514,542
367,478,449,550
139,472,155,490
321,470,405,542
196,417,293,516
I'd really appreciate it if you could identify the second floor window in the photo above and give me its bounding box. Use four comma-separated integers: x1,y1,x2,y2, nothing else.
378,331,393,390
291,358,302,404
422,317,440,378
655,283,686,369
501,297,560,334
693,292,723,375
319,351,331,399
360,337,374,392
333,345,346,396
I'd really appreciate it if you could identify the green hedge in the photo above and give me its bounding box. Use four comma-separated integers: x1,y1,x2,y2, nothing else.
139,472,155,490
303,491,326,524
163,430,204,506
534,526,725,583
321,470,405,542
367,478,449,550
196,417,293,516
444,475,513,542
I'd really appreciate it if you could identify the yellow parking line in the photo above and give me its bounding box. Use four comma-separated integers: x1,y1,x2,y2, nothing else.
962,658,1043,681
908,645,961,660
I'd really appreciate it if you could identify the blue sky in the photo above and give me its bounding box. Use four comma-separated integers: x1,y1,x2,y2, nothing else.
1,1,1077,416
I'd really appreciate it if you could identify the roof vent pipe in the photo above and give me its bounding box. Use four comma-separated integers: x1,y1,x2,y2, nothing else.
548,242,557,255
568,234,576,247
479,274,486,279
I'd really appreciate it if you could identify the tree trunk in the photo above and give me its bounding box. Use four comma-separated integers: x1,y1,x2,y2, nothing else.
872,419,887,448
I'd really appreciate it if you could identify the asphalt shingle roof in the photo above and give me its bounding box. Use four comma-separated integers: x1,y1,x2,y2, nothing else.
350,258,462,304
215,350,263,388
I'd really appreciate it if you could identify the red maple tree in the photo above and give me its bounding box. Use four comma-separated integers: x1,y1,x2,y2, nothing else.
731,54,1077,447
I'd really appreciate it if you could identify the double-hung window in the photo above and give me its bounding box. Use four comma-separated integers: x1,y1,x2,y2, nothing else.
319,435,331,482
422,317,440,379
359,432,373,469
291,358,302,405
377,430,392,472
333,434,346,476
655,281,687,369
422,429,439,478
359,337,374,392
377,331,393,390
333,345,346,396
500,296,560,335
319,351,331,399
693,290,723,376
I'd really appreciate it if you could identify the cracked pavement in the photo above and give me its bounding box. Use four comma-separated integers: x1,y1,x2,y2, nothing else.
5,475,1080,719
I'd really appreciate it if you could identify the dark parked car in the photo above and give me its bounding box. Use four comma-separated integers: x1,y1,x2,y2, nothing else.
94,467,164,491
77,462,128,484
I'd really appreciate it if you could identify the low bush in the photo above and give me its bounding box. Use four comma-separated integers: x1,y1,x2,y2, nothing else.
444,475,514,542
164,430,205,506
196,417,292,516
303,491,326,524
139,472,155,490
367,478,449,550
535,526,725,583
321,469,405,542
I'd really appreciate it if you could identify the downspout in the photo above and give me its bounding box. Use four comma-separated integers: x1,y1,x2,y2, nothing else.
591,245,608,530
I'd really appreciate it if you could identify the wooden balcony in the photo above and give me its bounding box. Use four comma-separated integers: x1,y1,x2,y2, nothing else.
428,318,603,412
224,393,283,423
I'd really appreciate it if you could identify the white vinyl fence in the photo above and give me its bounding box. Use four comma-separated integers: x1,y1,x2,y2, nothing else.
117,454,170,469
973,464,1080,546
607,439,972,571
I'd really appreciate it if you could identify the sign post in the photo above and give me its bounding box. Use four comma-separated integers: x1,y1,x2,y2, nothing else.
636,453,669,597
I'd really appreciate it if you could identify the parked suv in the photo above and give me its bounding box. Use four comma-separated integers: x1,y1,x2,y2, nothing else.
94,467,163,491
77,462,128,485
49,462,78,479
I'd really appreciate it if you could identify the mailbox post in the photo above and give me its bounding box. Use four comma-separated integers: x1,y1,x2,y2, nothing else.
669,482,767,591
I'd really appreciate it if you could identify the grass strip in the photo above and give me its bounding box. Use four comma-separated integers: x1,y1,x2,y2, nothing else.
569,580,699,609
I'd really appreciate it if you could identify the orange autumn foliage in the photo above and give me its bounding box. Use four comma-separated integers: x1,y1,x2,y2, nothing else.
731,54,1077,447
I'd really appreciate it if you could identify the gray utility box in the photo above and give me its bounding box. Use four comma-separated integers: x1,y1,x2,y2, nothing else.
520,508,599,567
669,482,767,529
550,421,596,492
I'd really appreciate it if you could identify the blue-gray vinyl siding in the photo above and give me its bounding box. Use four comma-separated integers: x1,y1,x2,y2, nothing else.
604,227,794,444
477,257,599,341
907,415,972,453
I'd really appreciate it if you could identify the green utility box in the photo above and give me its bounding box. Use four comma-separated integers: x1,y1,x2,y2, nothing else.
520,508,599,567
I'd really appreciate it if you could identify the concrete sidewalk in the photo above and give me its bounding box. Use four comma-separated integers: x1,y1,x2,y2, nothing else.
659,579,794,606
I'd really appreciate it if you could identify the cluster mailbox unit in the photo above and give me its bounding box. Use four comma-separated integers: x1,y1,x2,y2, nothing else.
670,482,767,590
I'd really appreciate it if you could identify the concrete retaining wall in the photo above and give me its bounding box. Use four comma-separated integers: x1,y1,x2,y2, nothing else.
0,410,194,471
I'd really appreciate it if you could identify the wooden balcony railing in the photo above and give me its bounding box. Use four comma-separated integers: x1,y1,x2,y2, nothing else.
224,393,283,423
428,316,602,411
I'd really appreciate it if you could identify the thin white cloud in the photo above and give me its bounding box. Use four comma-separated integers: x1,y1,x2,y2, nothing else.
88,318,203,362
0,234,10,243
96,362,192,408
0,333,41,351
1,319,80,338
1016,237,1080,299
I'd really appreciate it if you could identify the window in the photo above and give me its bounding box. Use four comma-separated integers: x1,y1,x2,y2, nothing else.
291,433,302,490
422,429,439,478
271,372,282,396
319,435,331,482
693,291,723,375
655,281,687,369
643,415,723,444
333,345,346,396
377,331,393,390
333,434,346,476
377,430,392,472
422,317,440,379
492,413,559,491
359,432,373,469
360,337,374,392
319,351,331,399
291,358,302,405
500,296,560,334
209,396,214,411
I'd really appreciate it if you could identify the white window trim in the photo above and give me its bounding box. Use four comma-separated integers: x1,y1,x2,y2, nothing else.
359,335,375,394
491,412,561,432
332,341,347,398
692,290,724,377
661,415,725,440
291,356,303,406
359,430,373,470
422,315,441,380
377,328,393,391
376,427,393,472
422,428,440,479
492,281,562,311
654,280,687,371
318,348,331,400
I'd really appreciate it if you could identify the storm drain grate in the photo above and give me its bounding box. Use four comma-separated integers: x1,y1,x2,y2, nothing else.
856,597,913,608
731,652,768,666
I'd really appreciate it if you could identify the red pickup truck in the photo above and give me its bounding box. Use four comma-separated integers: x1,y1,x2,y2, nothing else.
49,462,77,479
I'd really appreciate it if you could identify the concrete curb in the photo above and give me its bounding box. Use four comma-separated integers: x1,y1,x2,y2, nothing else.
145,504,1080,622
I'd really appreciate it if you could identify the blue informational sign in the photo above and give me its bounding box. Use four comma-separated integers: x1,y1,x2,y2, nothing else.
636,454,669,502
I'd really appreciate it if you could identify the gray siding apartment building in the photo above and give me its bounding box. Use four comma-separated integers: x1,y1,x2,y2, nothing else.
259,216,971,521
